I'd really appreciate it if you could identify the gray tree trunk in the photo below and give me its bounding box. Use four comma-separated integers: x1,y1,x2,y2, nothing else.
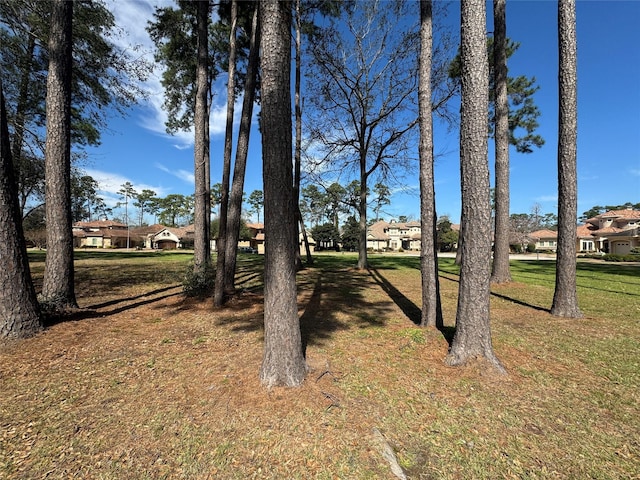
11,35,37,218
259,0,307,387
193,0,210,276
223,6,260,294
214,0,238,307
552,0,582,318
419,0,443,328
445,0,505,372
0,81,42,338
490,0,512,284
357,158,368,270
42,0,77,309
294,0,312,268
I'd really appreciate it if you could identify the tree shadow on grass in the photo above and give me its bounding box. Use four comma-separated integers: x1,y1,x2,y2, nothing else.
368,267,455,345
368,268,421,325
44,285,183,327
298,267,393,353
439,271,551,313
85,285,182,310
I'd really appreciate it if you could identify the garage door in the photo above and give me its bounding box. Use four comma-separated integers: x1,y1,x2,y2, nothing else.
613,242,630,255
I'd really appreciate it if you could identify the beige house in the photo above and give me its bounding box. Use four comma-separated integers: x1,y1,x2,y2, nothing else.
527,228,559,252
130,224,195,250
527,208,639,254
73,221,196,249
367,219,422,251
585,208,640,254
245,223,265,254
73,220,129,248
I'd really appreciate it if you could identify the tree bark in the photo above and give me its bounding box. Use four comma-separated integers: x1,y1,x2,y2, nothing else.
11,34,38,218
214,0,238,307
446,0,504,372
1,81,42,338
293,0,310,268
357,158,368,270
259,0,307,387
223,5,260,294
552,0,582,318
193,0,210,276
419,0,443,328
490,0,512,284
42,0,77,309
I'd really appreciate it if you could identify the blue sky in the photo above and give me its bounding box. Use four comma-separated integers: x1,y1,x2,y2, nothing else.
87,0,639,225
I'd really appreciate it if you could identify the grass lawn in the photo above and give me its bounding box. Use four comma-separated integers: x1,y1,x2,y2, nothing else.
1,251,638,479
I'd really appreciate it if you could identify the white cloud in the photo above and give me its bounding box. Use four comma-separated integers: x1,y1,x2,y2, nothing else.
155,163,195,184
84,168,168,206
106,0,242,147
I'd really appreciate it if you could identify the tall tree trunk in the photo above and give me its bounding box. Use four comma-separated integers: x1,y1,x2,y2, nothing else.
298,205,313,264
1,80,42,338
193,0,210,276
446,0,504,373
419,0,443,328
490,0,512,284
223,5,260,295
454,230,463,265
357,159,368,270
11,34,37,218
293,0,306,269
214,0,238,307
259,0,307,387
552,0,582,318
42,0,77,309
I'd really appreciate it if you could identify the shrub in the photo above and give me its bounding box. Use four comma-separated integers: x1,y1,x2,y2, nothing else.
526,243,536,253
183,262,215,297
602,254,640,262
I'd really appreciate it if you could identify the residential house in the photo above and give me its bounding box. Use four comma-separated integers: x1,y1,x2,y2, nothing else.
527,228,558,252
73,220,129,248
367,219,422,251
585,208,640,254
246,223,265,254
130,224,195,250
73,221,196,249
527,208,639,254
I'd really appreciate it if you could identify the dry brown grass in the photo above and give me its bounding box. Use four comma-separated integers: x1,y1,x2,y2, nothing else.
1,252,638,479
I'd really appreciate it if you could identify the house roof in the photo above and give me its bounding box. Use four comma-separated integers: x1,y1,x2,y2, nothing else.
576,224,598,238
73,220,127,229
367,221,390,240
604,227,639,238
593,226,625,236
247,222,264,230
164,224,195,238
528,229,558,240
72,227,131,239
600,209,640,219
587,209,640,224
130,224,167,235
